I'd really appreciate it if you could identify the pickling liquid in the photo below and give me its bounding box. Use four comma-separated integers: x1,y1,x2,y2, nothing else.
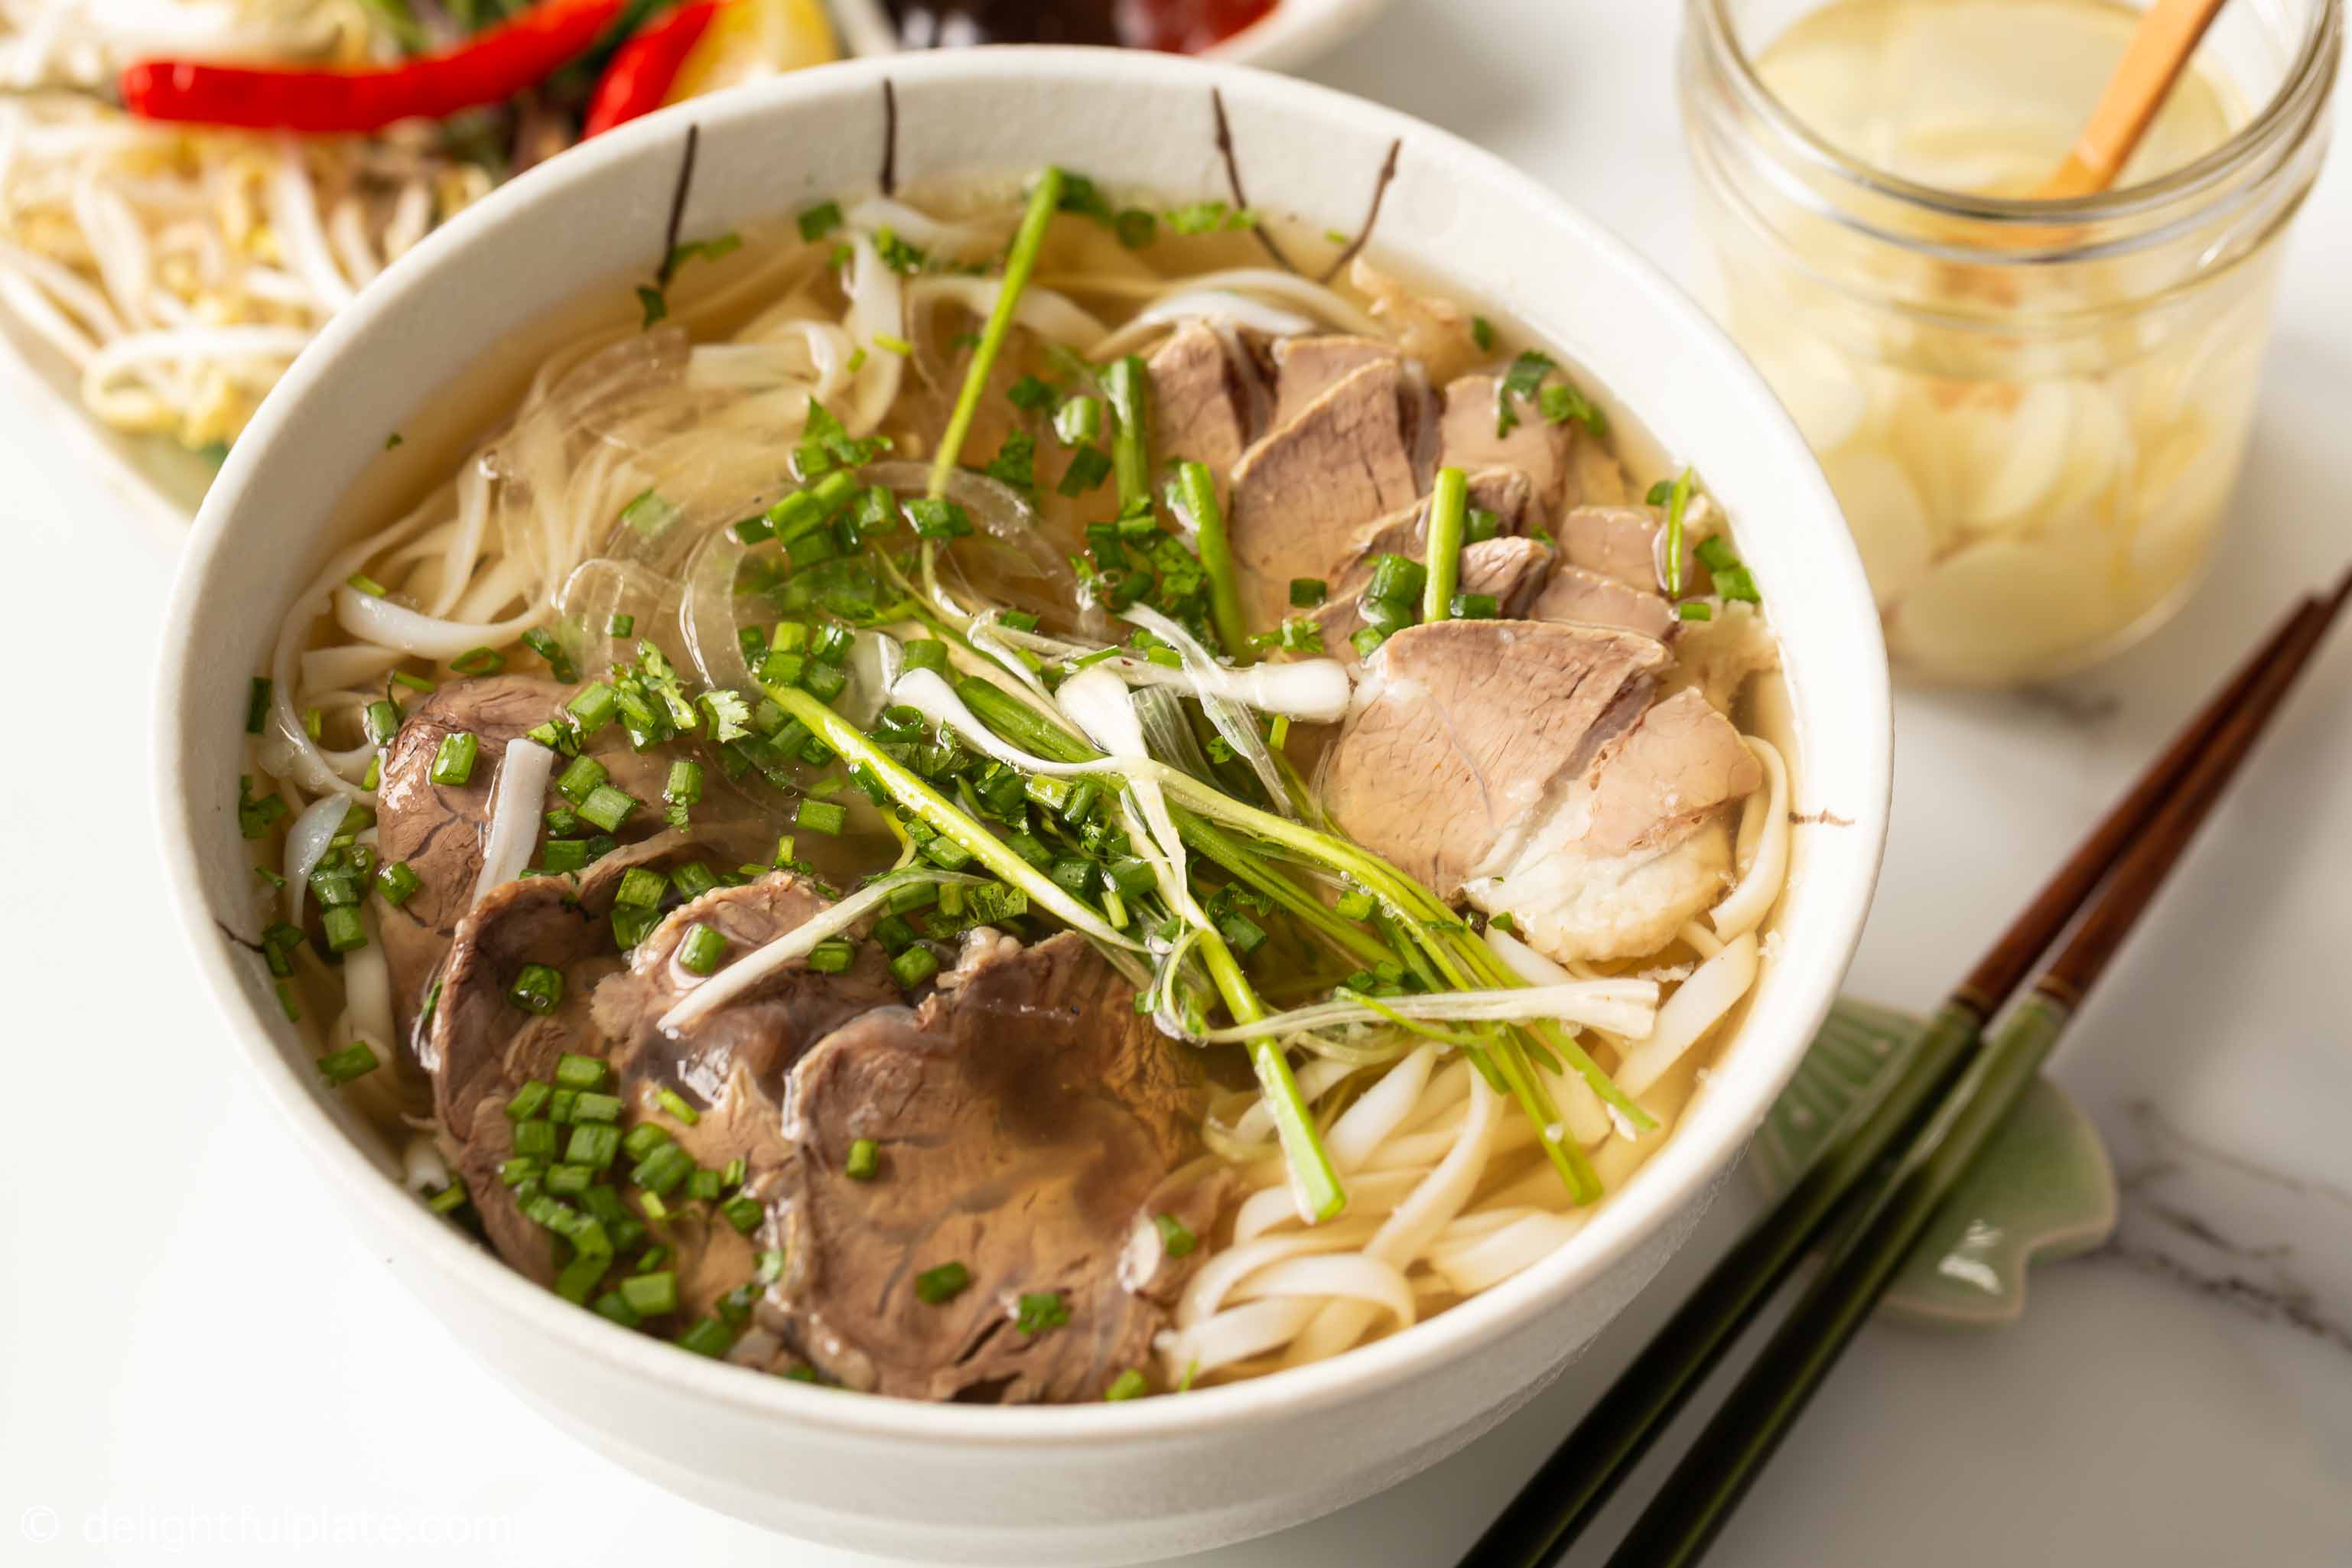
1722,0,2263,685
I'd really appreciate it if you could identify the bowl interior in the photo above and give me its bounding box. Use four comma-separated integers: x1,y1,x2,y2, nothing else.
158,47,1888,1440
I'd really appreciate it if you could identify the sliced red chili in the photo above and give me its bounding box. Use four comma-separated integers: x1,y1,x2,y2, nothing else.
583,0,721,138
120,0,626,133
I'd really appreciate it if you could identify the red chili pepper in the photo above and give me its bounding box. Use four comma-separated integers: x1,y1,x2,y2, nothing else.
119,0,626,133
582,0,719,137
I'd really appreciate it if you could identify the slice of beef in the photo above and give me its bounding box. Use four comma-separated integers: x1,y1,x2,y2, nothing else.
1464,689,1762,962
1321,620,1672,896
376,675,670,1052
1558,504,1705,591
645,1060,796,1324
1228,358,1424,631
1263,334,1399,428
1310,467,1539,643
1529,562,1677,640
594,871,897,1104
425,831,697,1134
1436,374,1576,522
774,932,1215,1403
1147,322,1257,504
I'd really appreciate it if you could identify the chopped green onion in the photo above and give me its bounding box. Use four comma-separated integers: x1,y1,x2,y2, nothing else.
797,200,842,242
1153,1212,1197,1258
375,860,420,906
577,785,638,833
720,1196,763,1234
1289,577,1328,608
449,646,506,676
1104,355,1151,516
619,490,681,540
555,1052,605,1091
677,923,725,975
1103,1369,1150,1402
913,1261,971,1305
506,1081,552,1121
929,167,1065,498
795,798,847,837
675,1317,736,1358
568,682,619,734
1663,467,1694,597
845,1138,879,1180
890,945,940,988
655,1086,701,1125
1053,395,1102,444
1422,467,1469,624
320,906,366,955
1452,593,1500,620
1014,1291,1069,1335
521,628,577,683
315,1042,378,1085
363,698,402,747
345,572,386,597
566,1122,621,1169
1678,600,1714,622
620,1271,678,1316
613,866,668,907
244,677,272,735
429,731,477,786
509,963,564,1015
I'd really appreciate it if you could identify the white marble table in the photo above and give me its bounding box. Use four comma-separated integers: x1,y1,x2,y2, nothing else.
2,2,2347,1563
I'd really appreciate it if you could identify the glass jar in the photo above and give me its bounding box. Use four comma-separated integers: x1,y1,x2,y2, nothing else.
1680,0,2342,686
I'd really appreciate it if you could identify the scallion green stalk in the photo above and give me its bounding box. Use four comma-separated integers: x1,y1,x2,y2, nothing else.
1174,460,1252,662
767,683,1136,954
928,167,1066,499
1422,466,1469,625
1104,355,1151,515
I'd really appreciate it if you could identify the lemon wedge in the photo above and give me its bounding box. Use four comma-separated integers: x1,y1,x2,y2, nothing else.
665,0,840,106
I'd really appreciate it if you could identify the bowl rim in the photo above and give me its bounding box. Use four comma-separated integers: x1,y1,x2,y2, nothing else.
155,45,1890,1449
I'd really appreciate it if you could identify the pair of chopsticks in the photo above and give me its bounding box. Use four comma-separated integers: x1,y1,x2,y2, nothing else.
1460,566,2352,1568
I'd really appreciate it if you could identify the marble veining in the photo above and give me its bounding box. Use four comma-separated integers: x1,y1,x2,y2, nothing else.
2092,1099,2352,1356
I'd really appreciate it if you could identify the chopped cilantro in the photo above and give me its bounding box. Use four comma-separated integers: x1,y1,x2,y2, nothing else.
796,200,843,242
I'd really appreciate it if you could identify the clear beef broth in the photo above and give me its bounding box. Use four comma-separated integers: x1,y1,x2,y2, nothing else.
249,178,1786,1397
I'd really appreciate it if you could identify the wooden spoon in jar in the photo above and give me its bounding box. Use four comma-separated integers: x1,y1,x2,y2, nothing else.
2033,0,2233,200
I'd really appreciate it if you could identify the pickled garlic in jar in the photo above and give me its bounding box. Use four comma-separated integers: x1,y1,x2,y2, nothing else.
1742,0,2255,685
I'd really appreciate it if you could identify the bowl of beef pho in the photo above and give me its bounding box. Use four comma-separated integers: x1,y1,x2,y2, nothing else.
156,49,1889,1566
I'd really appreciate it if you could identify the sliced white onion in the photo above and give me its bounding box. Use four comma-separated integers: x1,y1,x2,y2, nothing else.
470,739,555,908
656,869,985,1033
1615,931,1759,1097
1711,736,1789,942
281,793,348,924
1190,980,1659,1046
1058,667,1199,921
839,630,903,728
1121,604,1293,815
890,668,1102,780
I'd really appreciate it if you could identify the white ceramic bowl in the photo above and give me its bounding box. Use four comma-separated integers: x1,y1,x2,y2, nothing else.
155,49,1889,1566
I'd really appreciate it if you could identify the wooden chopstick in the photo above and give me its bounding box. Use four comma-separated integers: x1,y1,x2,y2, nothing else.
1453,586,2328,1568
1603,567,2352,1568
2033,0,2233,200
